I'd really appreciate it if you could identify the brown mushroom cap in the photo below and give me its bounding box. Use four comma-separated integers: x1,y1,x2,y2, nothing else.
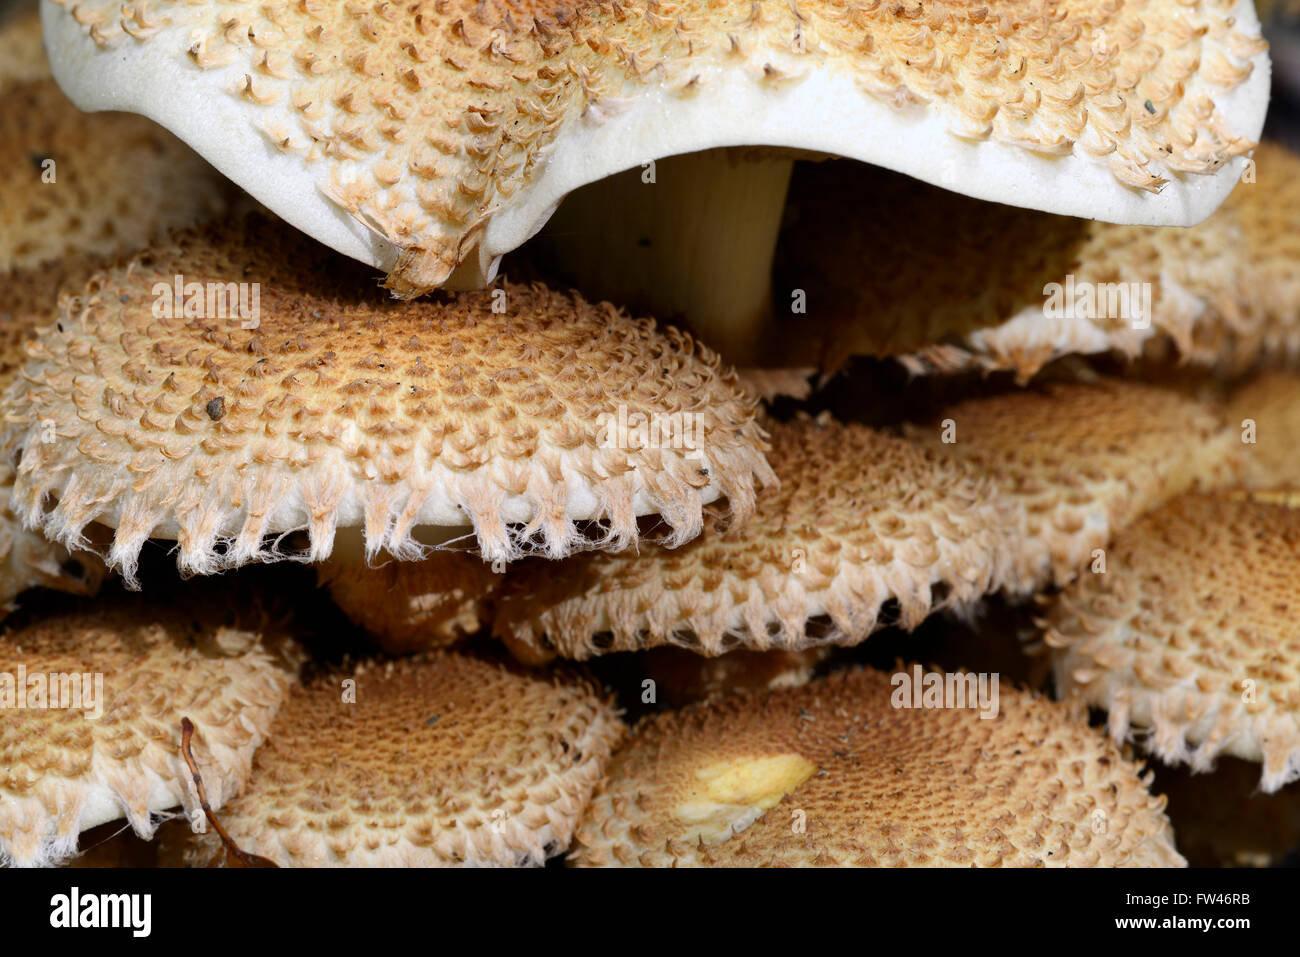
771,143,1300,381
1228,372,1300,489
494,414,1007,661
571,666,1183,867
915,379,1241,594
0,15,231,272
0,601,296,867
5,215,773,584
1043,492,1300,792
319,552,501,654
767,160,1095,370
182,654,624,867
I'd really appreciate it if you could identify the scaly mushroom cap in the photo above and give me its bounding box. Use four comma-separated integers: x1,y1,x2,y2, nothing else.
1,14,231,272
571,666,1184,866
897,142,1300,380
5,215,773,584
1,281,118,606
320,553,501,654
0,261,108,614
0,602,296,867
1229,372,1300,488
769,160,1096,370
915,379,1240,594
494,414,1007,662
41,0,1269,293
1044,492,1300,793
183,654,624,867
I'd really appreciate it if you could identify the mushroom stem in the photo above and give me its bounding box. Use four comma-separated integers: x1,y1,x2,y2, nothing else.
531,148,794,364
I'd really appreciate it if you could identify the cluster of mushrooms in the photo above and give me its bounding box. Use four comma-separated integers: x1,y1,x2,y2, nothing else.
1,0,1299,868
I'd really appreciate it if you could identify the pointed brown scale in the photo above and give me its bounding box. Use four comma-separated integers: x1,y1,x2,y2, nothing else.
494,414,1008,661
319,552,501,654
0,599,298,867
178,654,624,867
571,667,1183,867
4,215,773,585
914,379,1241,595
1043,492,1300,793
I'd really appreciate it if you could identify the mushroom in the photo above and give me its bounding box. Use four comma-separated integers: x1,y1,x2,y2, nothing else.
179,653,624,867
0,288,104,612
4,215,774,586
570,666,1184,866
494,413,1007,662
41,0,1270,360
1042,491,1300,793
319,553,501,655
1228,371,1300,488
0,599,297,867
767,142,1300,380
1,13,232,273
912,379,1242,594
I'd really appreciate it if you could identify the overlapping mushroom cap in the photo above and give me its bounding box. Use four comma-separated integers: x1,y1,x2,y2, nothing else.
0,601,296,867
495,414,1007,661
42,0,1270,295
572,666,1184,866
4,215,773,584
1043,492,1300,792
320,553,501,653
1,12,231,274
915,379,1241,593
769,142,1300,378
182,653,624,866
1228,371,1300,488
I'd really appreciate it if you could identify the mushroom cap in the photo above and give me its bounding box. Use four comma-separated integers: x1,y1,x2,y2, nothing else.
182,654,624,867
320,552,501,654
41,0,1269,293
770,143,1300,381
914,379,1241,594
0,601,296,867
0,26,232,272
571,666,1184,867
0,278,105,611
494,414,1007,661
897,141,1300,380
1228,373,1300,489
5,215,773,584
769,160,1096,370
1044,492,1300,792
